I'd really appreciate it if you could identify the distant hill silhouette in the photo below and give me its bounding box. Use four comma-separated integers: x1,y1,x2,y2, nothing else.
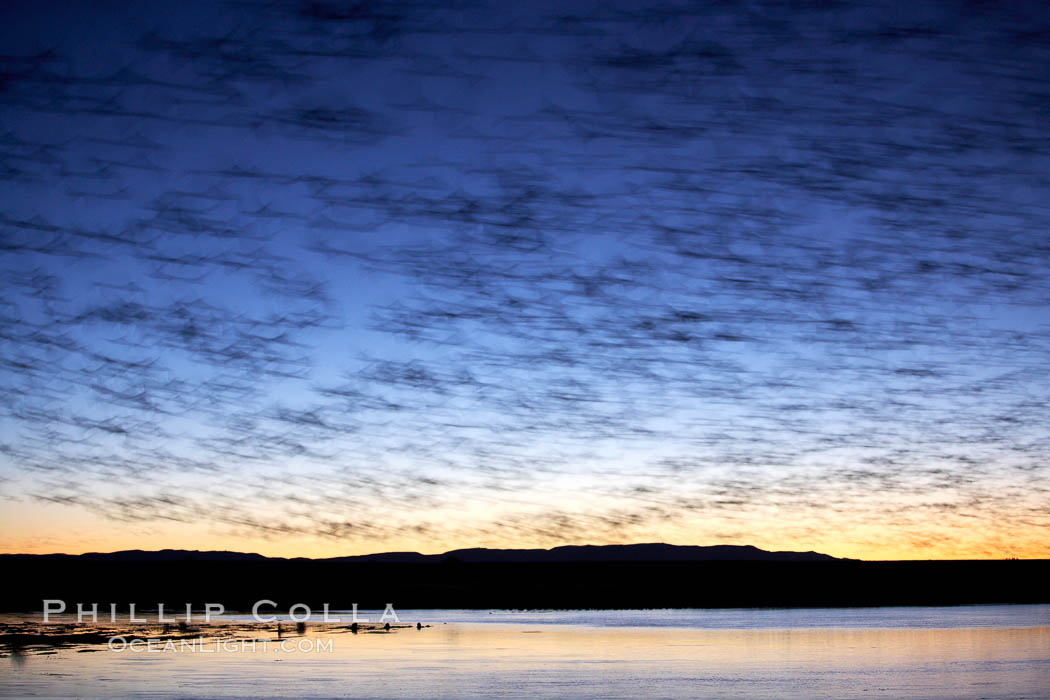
2,545,1047,611
1,543,845,563
0,549,270,563
334,543,845,563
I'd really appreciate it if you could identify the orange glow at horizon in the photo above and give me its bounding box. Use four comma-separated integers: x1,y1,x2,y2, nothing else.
2,499,1047,561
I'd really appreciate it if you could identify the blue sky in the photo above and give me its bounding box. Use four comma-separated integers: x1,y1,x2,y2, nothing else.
1,0,1048,558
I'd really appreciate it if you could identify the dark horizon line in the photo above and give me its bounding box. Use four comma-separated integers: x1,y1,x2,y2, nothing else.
3,542,842,562
1,542,1041,563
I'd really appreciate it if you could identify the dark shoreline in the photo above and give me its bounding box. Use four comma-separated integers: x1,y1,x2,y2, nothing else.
2,559,1047,613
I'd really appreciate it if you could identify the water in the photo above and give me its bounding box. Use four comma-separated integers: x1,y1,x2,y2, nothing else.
357,605,1050,629
2,605,1048,698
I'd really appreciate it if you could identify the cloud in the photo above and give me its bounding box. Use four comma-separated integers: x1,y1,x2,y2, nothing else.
1,0,1048,558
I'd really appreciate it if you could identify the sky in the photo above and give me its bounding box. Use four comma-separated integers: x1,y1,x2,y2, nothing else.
1,0,1048,560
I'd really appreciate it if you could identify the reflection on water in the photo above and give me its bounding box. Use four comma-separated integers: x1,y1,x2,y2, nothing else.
387,604,1050,629
2,607,1049,698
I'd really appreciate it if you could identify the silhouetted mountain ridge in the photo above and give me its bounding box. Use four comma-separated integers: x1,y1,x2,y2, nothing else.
0,543,847,563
